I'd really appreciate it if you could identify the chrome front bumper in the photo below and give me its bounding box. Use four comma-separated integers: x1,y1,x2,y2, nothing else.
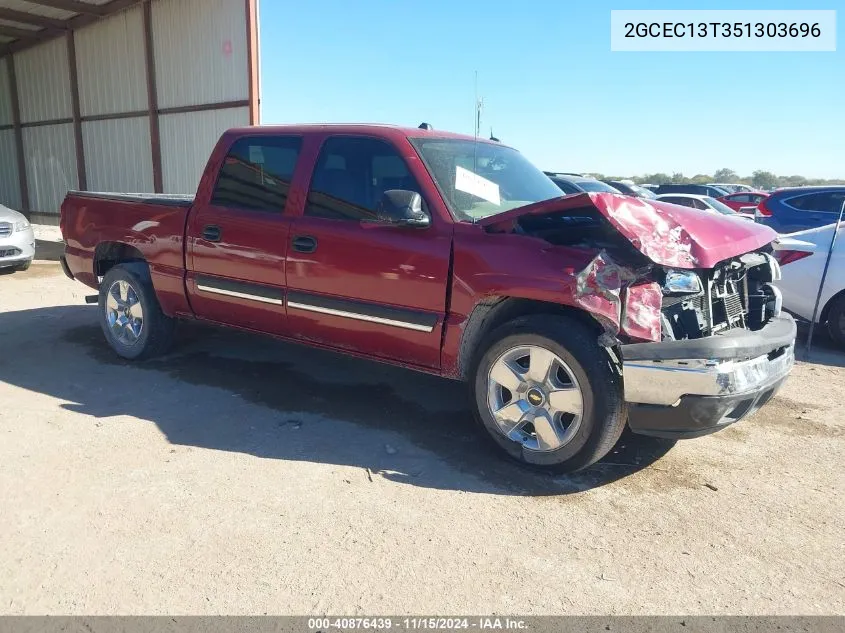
621,314,796,439
624,344,794,407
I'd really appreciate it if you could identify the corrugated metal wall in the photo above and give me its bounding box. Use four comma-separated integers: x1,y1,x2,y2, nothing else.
76,5,147,117
22,124,78,214
0,130,22,209
160,106,248,193
2,0,256,221
0,57,12,126
152,0,249,109
0,57,21,209
15,38,72,123
83,117,154,192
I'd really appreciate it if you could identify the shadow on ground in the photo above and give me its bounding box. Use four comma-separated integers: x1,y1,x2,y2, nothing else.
0,302,680,496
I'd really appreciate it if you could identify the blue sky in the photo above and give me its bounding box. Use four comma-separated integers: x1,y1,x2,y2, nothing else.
258,1,844,179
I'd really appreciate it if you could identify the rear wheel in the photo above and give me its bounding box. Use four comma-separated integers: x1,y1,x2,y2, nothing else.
826,294,845,349
470,314,627,472
98,264,174,360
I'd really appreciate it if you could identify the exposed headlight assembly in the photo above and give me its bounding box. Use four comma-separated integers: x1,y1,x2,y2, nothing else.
15,219,30,232
663,269,703,295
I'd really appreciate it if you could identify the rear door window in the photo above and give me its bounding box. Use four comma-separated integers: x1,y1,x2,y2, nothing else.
786,192,845,213
662,196,694,207
211,136,302,213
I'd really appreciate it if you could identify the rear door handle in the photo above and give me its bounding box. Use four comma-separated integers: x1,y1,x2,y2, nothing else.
202,225,221,242
292,235,317,253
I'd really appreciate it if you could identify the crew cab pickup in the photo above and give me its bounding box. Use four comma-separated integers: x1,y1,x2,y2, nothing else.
60,124,795,472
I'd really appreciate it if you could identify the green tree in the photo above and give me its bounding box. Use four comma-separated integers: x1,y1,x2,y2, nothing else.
782,175,808,188
713,168,738,182
671,172,685,183
752,170,778,190
636,173,671,184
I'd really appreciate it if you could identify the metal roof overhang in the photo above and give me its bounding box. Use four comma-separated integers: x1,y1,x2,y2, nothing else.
0,0,143,57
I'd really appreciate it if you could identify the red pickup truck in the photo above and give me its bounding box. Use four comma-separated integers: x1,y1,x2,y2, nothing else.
60,124,795,472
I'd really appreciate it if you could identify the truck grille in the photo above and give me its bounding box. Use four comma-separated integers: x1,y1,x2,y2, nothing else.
0,222,11,238
662,283,747,338
660,253,780,341
723,291,744,323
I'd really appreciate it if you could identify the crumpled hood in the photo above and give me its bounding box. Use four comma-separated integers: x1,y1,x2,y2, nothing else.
478,192,778,269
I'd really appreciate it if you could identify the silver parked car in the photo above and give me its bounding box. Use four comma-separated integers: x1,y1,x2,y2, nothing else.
0,205,35,272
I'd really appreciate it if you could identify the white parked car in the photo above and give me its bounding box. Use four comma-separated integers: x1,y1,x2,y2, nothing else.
774,224,845,346
0,204,35,273
654,193,753,220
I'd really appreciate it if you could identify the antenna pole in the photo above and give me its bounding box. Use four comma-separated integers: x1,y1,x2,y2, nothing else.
474,71,478,138
473,71,479,170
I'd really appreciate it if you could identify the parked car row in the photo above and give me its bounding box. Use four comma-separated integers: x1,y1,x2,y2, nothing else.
544,174,753,220
544,173,845,235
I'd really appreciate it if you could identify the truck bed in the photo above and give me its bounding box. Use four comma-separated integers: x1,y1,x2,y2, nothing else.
60,189,194,317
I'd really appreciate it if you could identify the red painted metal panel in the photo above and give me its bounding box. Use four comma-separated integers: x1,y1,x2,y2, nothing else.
186,205,290,334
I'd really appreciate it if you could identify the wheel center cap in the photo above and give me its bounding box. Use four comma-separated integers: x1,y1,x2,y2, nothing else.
526,387,546,407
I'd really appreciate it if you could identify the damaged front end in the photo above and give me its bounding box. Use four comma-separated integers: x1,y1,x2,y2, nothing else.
482,193,783,344
481,192,795,438
569,249,783,345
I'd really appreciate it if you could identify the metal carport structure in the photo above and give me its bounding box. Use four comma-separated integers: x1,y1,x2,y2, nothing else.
0,0,259,223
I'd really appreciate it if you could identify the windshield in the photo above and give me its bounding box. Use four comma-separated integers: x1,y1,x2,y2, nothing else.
409,138,563,221
704,197,738,215
576,180,621,193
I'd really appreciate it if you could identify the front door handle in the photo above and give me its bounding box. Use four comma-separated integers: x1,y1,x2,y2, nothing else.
292,235,317,253
202,225,221,242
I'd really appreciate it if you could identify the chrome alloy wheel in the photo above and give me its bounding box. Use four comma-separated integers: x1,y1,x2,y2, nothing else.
487,345,584,452
105,279,144,346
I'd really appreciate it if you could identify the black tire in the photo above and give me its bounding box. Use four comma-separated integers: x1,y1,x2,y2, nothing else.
15,260,31,272
98,263,175,360
826,294,845,349
470,314,626,473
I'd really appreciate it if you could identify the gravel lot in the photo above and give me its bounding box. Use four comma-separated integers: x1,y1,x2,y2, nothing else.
1,264,843,615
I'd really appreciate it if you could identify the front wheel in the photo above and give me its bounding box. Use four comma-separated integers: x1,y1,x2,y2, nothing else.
470,315,627,472
98,264,175,360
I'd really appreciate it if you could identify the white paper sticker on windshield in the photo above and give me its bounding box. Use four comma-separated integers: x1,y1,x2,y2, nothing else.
455,166,500,205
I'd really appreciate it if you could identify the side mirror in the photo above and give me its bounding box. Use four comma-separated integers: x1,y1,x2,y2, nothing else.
373,190,430,228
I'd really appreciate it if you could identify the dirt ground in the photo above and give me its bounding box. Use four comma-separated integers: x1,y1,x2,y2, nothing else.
0,263,843,615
